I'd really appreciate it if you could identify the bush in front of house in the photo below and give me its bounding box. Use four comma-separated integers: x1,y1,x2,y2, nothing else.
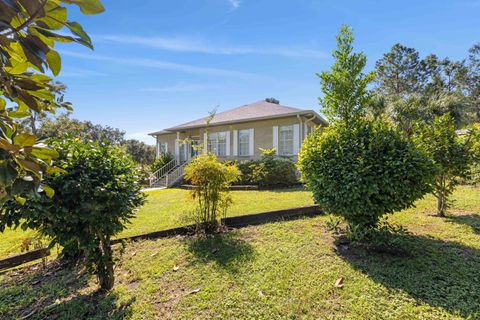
234,149,298,187
2,138,145,290
298,119,436,231
184,154,240,232
151,152,174,173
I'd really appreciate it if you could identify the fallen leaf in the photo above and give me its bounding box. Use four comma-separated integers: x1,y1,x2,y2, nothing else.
188,288,200,294
173,265,179,272
258,290,265,297
150,252,158,257
131,251,137,257
334,277,344,288
211,248,219,254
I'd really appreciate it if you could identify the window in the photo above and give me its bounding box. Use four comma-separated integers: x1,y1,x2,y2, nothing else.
279,125,294,155
238,129,250,156
207,132,227,156
157,142,167,156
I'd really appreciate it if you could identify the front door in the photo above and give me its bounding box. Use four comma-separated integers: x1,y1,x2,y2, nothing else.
179,143,186,163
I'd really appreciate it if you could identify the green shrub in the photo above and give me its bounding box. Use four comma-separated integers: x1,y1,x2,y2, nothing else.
233,149,298,186
2,139,145,290
151,152,174,173
298,119,435,230
184,154,240,232
413,114,477,215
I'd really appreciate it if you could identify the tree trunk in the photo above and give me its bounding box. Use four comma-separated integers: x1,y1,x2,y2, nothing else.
437,194,446,217
97,234,115,290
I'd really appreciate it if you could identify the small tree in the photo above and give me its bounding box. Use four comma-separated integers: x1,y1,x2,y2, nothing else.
2,139,145,290
299,26,436,235
317,25,374,129
413,114,475,216
298,120,435,230
184,154,240,232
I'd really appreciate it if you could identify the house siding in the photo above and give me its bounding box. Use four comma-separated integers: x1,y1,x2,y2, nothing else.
154,115,322,161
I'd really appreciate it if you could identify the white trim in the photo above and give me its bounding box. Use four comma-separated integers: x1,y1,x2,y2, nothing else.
293,124,300,155
248,128,254,156
304,123,308,139
272,126,279,154
226,130,231,156
203,132,208,154
233,129,238,156
156,139,160,158
165,142,168,155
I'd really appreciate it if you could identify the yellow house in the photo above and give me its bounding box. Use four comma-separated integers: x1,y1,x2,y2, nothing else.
150,100,327,162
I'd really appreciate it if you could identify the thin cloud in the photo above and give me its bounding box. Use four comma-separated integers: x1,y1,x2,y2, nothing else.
59,50,264,79
141,83,209,93
94,34,327,59
228,0,242,11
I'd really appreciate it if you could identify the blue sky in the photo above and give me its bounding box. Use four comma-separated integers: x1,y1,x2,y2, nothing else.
57,0,480,144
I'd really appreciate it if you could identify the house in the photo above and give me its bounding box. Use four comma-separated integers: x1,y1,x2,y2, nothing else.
149,100,328,164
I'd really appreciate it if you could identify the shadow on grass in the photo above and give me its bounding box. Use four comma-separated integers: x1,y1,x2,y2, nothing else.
0,262,133,319
446,213,480,234
185,231,254,273
336,234,480,318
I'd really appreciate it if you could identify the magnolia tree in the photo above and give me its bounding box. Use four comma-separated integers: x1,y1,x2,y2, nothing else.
298,26,435,235
0,0,103,207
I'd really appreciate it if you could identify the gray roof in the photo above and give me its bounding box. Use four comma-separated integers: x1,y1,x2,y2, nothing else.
150,100,327,135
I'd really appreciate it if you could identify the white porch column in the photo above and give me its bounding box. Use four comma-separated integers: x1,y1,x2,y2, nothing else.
203,132,208,154
175,132,180,161
156,136,160,158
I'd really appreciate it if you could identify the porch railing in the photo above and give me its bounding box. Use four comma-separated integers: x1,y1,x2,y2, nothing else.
149,158,178,187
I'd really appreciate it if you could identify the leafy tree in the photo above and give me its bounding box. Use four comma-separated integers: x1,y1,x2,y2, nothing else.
123,139,156,165
300,26,435,234
38,113,125,145
2,139,145,290
318,25,374,128
0,0,104,205
413,113,476,216
375,44,426,97
466,43,480,121
184,154,240,232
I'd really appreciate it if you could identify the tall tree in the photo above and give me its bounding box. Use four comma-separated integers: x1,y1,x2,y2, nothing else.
375,44,426,97
318,25,374,128
0,0,104,205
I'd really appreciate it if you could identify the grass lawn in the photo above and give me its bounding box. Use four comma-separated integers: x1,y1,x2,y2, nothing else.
0,188,314,259
0,186,479,319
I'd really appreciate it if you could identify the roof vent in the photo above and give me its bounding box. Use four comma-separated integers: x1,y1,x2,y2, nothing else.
265,97,279,104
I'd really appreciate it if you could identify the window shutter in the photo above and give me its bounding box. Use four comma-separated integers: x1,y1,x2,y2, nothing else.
272,126,278,154
293,124,300,155
203,132,208,154
233,130,238,156
249,128,254,156
226,131,231,156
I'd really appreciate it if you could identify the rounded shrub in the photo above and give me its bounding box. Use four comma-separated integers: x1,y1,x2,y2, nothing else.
298,119,435,229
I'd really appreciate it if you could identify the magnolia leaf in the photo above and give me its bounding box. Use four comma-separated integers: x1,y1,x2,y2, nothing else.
65,21,92,49
42,184,55,198
47,48,63,73
16,159,42,176
5,61,29,74
14,133,36,147
62,0,105,14
31,146,59,160
334,277,344,288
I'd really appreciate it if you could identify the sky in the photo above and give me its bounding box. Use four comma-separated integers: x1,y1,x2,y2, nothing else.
56,0,480,144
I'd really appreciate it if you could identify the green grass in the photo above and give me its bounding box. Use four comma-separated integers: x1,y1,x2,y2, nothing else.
0,186,479,319
0,188,314,259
